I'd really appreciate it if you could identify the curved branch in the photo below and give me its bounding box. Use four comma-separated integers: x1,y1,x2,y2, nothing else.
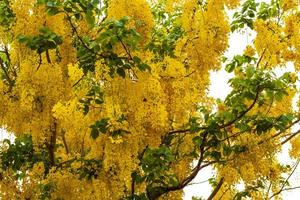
218,88,260,129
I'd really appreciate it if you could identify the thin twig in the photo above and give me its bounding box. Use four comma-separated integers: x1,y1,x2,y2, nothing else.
72,75,85,87
270,159,300,199
256,48,266,68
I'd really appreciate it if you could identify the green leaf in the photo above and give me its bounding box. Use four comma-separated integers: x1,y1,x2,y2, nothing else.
225,63,235,72
90,128,99,139
85,11,95,26
95,98,104,104
192,136,203,146
117,68,126,78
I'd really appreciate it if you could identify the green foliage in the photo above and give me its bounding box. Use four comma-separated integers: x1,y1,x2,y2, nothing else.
123,193,148,200
89,115,129,139
72,16,150,76
231,0,258,32
39,182,56,200
183,65,297,166
76,158,102,180
0,0,15,30
37,0,103,27
37,0,150,78
79,84,104,115
75,36,99,73
142,146,175,176
0,135,50,179
1,1,299,199
18,27,63,54
257,0,280,20
136,145,178,196
147,3,184,60
192,197,205,200
233,180,264,200
225,54,256,73
231,0,281,32
90,118,109,139
97,17,150,76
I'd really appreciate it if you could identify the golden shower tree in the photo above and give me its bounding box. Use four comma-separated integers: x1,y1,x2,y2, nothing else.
1,0,300,199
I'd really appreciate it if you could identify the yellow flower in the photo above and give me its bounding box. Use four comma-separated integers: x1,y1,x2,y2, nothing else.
109,136,124,144
244,45,255,57
68,63,84,85
282,0,297,10
290,73,297,83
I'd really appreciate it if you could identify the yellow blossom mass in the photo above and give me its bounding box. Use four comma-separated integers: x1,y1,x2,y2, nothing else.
0,0,300,199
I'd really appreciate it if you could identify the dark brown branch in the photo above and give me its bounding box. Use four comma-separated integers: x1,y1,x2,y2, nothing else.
148,132,209,199
131,176,135,197
46,50,51,63
279,186,300,192
62,132,69,154
168,88,260,138
187,179,210,186
37,53,42,71
180,132,208,187
117,35,133,60
72,75,85,87
151,88,261,199
116,35,141,81
131,146,149,197
181,70,196,79
47,122,57,166
65,13,92,52
219,88,260,129
3,46,11,64
266,182,272,199
0,57,13,86
207,177,224,200
219,129,250,142
256,48,266,68
258,119,300,145
53,157,77,172
168,129,191,135
65,12,112,60
218,187,230,200
281,129,300,145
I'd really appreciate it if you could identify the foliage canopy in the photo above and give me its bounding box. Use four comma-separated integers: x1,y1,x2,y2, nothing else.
1,0,300,199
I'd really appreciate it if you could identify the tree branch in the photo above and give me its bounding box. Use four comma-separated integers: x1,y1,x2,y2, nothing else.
281,129,300,145
0,57,13,88
218,88,260,129
148,132,209,199
47,122,57,166
207,177,224,200
256,48,266,68
62,132,69,154
257,118,300,145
